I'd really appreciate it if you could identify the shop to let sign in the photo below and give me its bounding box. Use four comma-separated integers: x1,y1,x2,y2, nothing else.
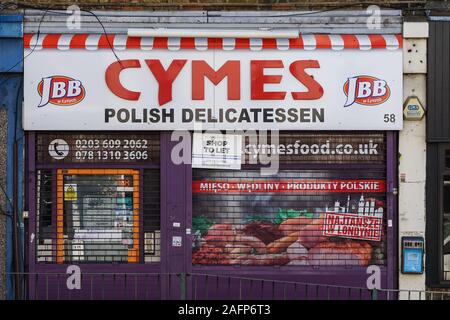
23,35,403,131
192,132,242,169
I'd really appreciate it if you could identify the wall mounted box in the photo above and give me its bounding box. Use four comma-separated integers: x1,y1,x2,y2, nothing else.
401,236,424,274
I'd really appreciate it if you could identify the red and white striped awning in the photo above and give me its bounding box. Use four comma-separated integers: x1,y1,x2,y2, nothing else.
24,33,403,51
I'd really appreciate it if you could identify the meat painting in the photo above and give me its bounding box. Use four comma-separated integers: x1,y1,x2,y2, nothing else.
192,169,386,267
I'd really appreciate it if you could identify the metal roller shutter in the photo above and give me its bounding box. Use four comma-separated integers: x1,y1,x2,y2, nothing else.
34,132,161,264
192,131,387,267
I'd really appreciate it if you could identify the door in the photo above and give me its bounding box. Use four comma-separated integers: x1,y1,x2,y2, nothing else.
55,169,140,264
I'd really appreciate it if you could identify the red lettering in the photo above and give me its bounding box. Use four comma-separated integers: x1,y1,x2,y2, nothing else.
105,59,325,104
192,60,240,100
290,60,324,100
105,59,141,101
145,59,187,106
251,60,286,100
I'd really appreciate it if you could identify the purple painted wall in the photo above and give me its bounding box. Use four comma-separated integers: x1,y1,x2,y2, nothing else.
25,131,398,300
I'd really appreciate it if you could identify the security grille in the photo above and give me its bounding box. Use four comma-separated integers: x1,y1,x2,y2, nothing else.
34,132,161,264
57,169,140,263
243,131,386,164
36,169,161,264
192,132,388,267
36,170,53,263
143,169,161,263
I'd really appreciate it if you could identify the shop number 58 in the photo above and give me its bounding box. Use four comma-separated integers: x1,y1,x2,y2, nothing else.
384,114,396,123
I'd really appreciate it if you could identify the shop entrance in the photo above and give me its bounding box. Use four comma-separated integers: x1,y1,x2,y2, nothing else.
55,169,140,264
26,131,397,299
27,132,167,299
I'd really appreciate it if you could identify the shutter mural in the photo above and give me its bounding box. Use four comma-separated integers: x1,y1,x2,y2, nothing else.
192,132,387,267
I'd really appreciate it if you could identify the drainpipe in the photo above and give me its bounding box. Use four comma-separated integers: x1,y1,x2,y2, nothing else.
13,141,21,299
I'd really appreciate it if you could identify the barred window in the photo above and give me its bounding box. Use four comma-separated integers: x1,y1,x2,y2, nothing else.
143,169,161,263
56,169,140,263
36,169,161,264
36,170,53,263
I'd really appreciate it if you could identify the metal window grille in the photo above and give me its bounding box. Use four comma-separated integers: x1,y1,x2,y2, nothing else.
192,132,387,267
56,169,140,263
34,132,161,264
143,169,161,262
36,170,53,263
36,169,161,264
242,131,386,164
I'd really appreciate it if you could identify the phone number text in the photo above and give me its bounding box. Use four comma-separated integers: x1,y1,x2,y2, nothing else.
75,139,148,149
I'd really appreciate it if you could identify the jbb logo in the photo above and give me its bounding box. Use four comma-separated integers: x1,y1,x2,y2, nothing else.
343,76,390,107
37,76,85,107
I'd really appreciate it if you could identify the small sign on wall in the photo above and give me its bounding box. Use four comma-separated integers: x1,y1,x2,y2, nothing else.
64,184,77,201
403,96,425,121
172,236,182,247
192,132,242,170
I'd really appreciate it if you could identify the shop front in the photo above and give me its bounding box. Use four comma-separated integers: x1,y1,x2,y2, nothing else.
23,32,402,299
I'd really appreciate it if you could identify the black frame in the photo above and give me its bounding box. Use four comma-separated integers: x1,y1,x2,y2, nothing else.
426,19,450,287
426,143,450,286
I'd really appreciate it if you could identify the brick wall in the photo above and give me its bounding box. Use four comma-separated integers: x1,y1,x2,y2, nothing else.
14,0,428,11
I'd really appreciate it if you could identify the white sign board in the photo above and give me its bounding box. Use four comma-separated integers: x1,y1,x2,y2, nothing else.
172,236,182,247
23,35,403,130
192,132,242,169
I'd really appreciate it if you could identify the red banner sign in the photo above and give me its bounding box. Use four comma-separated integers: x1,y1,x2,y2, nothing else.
323,212,383,241
192,179,386,193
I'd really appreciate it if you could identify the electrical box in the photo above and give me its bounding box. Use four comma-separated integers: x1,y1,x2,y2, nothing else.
401,236,424,274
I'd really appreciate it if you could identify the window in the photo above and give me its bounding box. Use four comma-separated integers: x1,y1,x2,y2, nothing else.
36,170,53,262
445,150,450,169
57,169,140,263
